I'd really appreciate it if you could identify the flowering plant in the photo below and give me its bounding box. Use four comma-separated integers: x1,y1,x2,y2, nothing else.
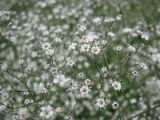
0,0,160,120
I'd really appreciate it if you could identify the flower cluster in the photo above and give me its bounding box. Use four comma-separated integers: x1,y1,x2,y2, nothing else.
0,0,160,120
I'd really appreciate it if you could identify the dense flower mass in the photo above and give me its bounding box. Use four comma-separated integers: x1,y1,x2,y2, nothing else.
0,0,160,119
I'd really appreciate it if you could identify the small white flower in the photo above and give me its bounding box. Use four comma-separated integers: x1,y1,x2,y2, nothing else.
80,17,87,22
24,99,30,105
0,105,6,112
116,14,122,21
116,46,122,51
140,63,148,70
101,67,107,73
101,40,108,45
78,24,86,32
96,98,105,108
65,116,72,120
84,33,98,43
112,101,119,109
122,28,132,34
104,17,115,23
39,105,54,119
112,81,121,91
130,98,137,104
54,37,62,43
69,43,77,51
132,70,138,77
45,49,55,55
80,44,90,53
141,33,149,41
55,107,63,113
85,79,91,86
127,45,136,53
17,108,28,119
108,32,116,38
152,53,160,62
80,85,90,97
43,63,49,70
41,42,51,50
84,62,90,68
66,58,75,67
31,51,38,58
93,17,102,25
91,46,101,55
131,32,138,37
53,74,70,87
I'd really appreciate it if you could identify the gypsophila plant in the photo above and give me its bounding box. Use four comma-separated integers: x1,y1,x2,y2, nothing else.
0,0,160,120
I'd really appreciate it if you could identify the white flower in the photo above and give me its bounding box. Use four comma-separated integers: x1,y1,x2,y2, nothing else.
66,58,75,67
45,49,55,55
104,17,115,23
112,81,121,91
65,116,72,120
96,98,105,108
132,70,138,77
116,14,122,21
112,101,119,109
31,51,38,58
1,90,9,103
80,85,90,97
25,62,37,71
24,99,33,105
39,105,54,119
84,33,98,43
108,32,116,38
18,108,28,119
130,98,137,104
116,46,122,51
41,42,51,50
53,74,70,87
131,32,138,37
127,45,136,52
55,107,63,113
140,63,148,70
43,63,49,69
101,40,108,45
69,43,77,51
91,46,101,55
122,28,132,33
141,33,149,41
85,79,91,86
78,24,86,32
80,17,87,22
101,67,107,73
0,63,8,71
67,80,79,91
80,44,90,53
34,82,47,94
0,105,6,112
152,53,160,62
0,10,10,21
93,17,102,24
54,37,62,43
84,62,90,68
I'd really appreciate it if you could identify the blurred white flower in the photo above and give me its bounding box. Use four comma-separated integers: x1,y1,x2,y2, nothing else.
96,98,105,108
112,101,119,109
53,74,70,87
112,81,122,91
93,17,102,25
39,105,54,119
91,46,101,55
80,85,90,97
128,45,136,53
